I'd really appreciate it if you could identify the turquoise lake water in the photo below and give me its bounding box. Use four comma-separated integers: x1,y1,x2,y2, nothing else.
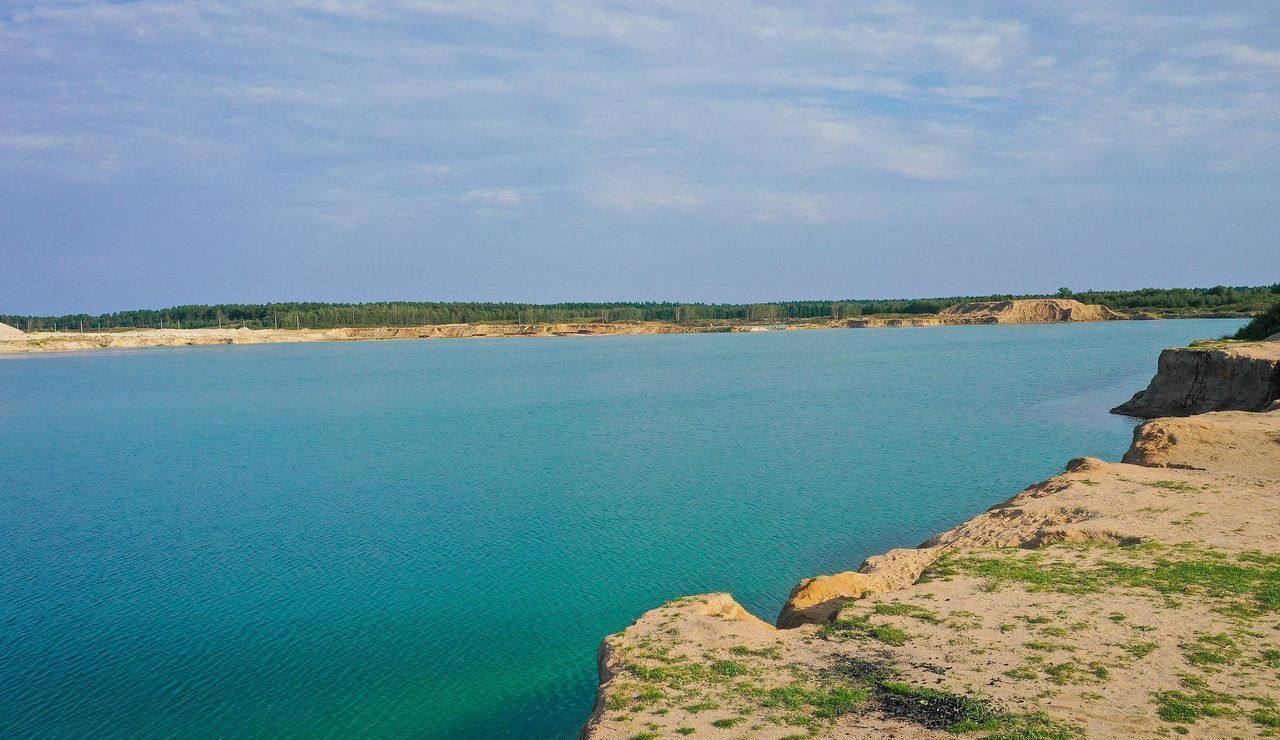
0,319,1243,738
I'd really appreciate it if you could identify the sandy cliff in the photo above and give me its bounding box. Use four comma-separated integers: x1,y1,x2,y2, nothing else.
583,364,1280,738
1112,341,1280,417
0,321,25,338
936,299,1123,323
842,299,1122,328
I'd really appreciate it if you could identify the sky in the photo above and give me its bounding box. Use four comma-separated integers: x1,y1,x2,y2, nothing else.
1,1,1278,314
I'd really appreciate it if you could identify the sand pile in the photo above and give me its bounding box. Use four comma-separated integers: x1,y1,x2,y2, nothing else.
939,298,1122,322
0,322,25,338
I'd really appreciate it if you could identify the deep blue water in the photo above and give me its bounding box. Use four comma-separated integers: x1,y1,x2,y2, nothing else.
0,319,1243,738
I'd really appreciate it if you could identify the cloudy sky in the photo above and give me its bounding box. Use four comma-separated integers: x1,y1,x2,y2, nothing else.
2,1,1278,312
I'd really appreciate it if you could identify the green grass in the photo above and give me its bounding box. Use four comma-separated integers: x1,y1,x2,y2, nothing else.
872,602,941,623
728,656,1081,737
1254,707,1280,728
1180,633,1241,670
951,552,1104,594
1119,641,1160,659
709,660,748,677
1153,687,1237,723
818,610,912,645
951,546,1280,618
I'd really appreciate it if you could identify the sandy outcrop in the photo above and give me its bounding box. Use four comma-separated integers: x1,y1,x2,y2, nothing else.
841,299,1122,329
0,322,25,338
584,403,1280,738
1112,341,1280,417
1122,409,1280,478
937,298,1122,323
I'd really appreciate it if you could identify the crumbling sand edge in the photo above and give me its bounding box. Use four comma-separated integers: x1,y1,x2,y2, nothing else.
581,346,1280,739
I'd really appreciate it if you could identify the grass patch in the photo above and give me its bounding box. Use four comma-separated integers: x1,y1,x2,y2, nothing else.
878,683,1077,738
872,602,941,623
1119,641,1160,659
1153,687,1237,723
1254,707,1280,729
709,660,748,677
819,610,912,646
1180,633,1241,670
952,552,1104,594
952,546,1280,618
759,683,869,720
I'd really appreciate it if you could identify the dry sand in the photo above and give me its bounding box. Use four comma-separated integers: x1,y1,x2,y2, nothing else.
584,397,1280,739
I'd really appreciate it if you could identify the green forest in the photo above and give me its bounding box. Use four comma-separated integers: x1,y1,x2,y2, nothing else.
5,285,1278,332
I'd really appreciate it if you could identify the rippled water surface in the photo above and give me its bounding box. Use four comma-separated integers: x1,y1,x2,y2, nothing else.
0,319,1243,738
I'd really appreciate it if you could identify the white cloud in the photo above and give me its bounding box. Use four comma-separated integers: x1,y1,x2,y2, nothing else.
0,0,1277,221
461,188,524,206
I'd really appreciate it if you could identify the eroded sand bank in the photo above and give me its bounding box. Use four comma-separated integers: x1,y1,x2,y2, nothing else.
583,341,1280,739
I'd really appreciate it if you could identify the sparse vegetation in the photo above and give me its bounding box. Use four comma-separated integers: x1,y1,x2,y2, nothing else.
872,602,941,623
1234,301,1280,340
818,609,912,646
949,545,1280,619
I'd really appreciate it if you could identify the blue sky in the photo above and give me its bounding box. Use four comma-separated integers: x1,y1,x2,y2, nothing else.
2,1,1278,313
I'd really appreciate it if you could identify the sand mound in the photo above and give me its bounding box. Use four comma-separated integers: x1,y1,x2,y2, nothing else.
938,298,1122,323
0,322,25,338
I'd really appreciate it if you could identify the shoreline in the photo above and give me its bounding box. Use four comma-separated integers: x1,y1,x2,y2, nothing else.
582,339,1280,738
0,299,1248,356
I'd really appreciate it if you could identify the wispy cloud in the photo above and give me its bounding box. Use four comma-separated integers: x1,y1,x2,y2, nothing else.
1,1,1278,310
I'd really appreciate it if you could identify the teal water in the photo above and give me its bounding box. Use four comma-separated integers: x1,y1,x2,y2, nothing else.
0,319,1242,738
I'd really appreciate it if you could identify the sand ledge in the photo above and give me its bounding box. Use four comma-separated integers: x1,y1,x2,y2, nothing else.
583,345,1280,739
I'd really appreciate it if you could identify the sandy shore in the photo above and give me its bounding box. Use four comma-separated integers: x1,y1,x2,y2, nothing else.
582,342,1280,739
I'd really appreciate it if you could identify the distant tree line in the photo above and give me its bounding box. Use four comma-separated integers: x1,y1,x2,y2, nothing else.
4,285,1278,332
